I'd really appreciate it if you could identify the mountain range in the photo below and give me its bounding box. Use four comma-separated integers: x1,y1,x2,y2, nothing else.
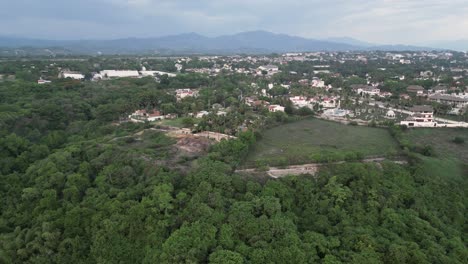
0,30,454,55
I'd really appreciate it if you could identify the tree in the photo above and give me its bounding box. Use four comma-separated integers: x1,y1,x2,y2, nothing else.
209,250,244,264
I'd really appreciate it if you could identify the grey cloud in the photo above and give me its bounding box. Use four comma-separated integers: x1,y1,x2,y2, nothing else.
0,0,466,43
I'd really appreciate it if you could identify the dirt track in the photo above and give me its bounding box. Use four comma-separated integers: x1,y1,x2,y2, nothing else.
236,157,407,178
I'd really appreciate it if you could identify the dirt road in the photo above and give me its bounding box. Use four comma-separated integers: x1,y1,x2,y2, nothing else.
236,157,407,178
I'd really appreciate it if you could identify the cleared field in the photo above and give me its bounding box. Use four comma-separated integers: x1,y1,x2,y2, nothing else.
247,118,400,166
403,128,468,163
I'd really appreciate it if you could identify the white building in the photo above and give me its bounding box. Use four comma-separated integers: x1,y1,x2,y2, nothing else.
140,71,177,77
311,79,325,88
290,96,311,108
429,94,468,109
60,71,85,80
400,106,437,127
37,79,51,84
175,89,199,100
386,110,396,119
196,111,209,118
320,98,338,108
129,109,165,122
99,70,140,79
268,105,285,112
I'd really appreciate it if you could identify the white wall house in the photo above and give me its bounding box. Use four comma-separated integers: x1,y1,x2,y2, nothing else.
268,105,285,112
320,98,338,108
129,109,165,122
175,89,199,100
400,105,437,127
311,79,325,88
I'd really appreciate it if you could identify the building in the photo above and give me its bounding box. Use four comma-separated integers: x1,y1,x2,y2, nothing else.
258,65,279,76
407,85,425,95
429,94,468,108
268,105,285,112
429,85,448,94
420,71,433,78
400,105,437,127
140,71,177,77
386,110,396,119
129,109,165,122
290,96,311,108
379,92,393,98
320,98,338,108
99,70,140,79
60,71,85,80
37,79,51,84
351,84,380,96
175,89,199,100
311,78,325,88
196,111,209,118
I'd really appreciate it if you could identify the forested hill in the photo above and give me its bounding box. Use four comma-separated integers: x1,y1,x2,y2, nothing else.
0,77,467,263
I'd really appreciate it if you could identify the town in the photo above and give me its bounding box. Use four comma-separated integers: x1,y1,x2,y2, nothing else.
23,51,467,131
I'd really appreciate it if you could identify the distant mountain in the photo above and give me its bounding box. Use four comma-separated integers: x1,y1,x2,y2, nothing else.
0,31,442,55
367,44,440,52
325,37,375,47
430,40,468,52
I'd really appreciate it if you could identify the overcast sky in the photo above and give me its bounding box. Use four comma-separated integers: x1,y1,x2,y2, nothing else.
1,0,467,44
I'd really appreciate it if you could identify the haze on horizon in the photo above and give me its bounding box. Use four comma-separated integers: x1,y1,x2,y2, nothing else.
1,0,467,45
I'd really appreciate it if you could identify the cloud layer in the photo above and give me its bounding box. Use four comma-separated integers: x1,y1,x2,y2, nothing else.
0,0,466,44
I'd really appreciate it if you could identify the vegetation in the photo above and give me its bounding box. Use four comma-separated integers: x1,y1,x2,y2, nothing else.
401,128,468,163
0,56,467,263
247,118,400,166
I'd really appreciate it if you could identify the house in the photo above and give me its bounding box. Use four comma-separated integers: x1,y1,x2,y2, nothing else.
351,85,380,96
175,64,183,72
400,93,411,100
129,109,165,122
60,71,85,80
320,98,338,108
268,105,285,112
429,94,468,108
196,111,209,118
379,92,393,98
400,105,437,127
290,96,310,108
311,78,325,88
361,87,380,96
175,89,199,100
257,65,279,76
429,85,448,94
420,71,433,78
407,85,425,95
258,65,279,72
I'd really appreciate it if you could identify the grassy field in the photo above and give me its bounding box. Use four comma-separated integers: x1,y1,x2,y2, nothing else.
246,118,400,166
403,128,468,163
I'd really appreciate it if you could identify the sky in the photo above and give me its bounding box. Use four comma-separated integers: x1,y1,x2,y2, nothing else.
1,0,467,45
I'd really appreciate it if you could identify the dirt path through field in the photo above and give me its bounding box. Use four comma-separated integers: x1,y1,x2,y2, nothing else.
236,157,407,178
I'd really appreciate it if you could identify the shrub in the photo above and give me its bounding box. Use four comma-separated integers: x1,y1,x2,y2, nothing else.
452,137,465,144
